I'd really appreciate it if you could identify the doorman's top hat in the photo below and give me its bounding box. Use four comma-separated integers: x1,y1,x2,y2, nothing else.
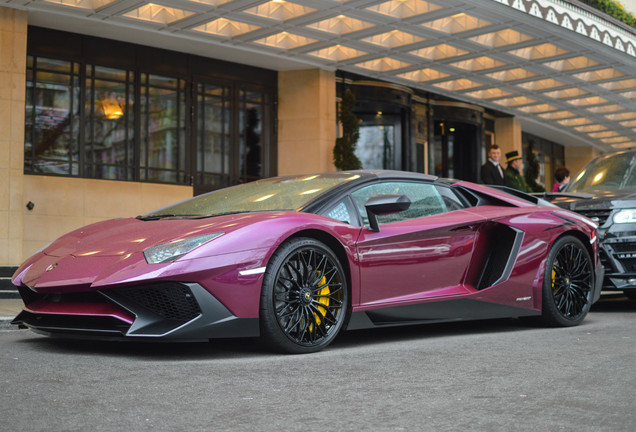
506,151,522,163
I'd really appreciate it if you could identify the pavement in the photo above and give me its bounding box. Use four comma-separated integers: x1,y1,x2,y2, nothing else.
2,298,635,431
0,299,21,323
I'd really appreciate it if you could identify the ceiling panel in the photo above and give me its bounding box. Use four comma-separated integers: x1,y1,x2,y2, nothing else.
8,0,636,151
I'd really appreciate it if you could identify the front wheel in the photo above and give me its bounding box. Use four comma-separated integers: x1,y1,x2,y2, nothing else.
260,237,348,354
539,236,594,327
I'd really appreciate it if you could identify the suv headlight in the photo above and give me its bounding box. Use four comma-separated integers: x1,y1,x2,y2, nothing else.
613,209,636,224
143,233,224,264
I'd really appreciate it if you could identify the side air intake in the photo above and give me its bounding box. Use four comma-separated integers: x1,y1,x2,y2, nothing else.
475,224,524,290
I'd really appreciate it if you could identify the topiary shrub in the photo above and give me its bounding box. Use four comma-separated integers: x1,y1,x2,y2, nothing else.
333,89,362,171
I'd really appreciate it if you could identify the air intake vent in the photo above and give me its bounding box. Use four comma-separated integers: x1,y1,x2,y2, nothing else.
475,224,523,290
116,283,201,321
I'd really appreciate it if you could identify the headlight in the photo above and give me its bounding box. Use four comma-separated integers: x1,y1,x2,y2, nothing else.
143,233,224,264
613,209,636,224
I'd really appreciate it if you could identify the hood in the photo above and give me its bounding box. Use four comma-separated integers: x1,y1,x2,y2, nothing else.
552,189,636,212
43,214,256,258
15,212,289,291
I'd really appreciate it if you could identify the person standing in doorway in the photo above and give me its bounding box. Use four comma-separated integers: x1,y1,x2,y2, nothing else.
504,150,530,192
480,144,505,186
552,166,570,192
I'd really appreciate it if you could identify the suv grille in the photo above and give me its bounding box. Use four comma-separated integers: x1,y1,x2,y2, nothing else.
575,209,611,226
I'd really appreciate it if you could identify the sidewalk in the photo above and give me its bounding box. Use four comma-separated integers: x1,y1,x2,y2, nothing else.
0,299,22,324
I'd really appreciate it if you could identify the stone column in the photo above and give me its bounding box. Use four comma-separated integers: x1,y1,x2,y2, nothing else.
494,116,522,162
0,7,27,265
277,69,336,175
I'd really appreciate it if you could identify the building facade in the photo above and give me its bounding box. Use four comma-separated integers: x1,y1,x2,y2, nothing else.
2,0,634,266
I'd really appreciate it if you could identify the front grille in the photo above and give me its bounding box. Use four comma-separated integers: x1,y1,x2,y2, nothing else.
576,209,612,226
617,258,636,272
16,311,130,335
610,243,636,253
599,249,612,272
115,283,201,321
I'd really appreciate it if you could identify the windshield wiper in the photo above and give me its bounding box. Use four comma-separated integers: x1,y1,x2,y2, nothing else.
136,211,257,221
136,214,195,221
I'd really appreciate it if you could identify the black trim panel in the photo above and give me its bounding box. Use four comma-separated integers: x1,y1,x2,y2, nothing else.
346,298,539,330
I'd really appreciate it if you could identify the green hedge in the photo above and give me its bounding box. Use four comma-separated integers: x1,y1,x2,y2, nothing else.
580,0,636,29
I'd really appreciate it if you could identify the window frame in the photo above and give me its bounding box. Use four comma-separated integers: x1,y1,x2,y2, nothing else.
24,27,278,190
319,180,467,227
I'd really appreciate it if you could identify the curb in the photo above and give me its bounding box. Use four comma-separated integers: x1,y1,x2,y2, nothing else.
0,320,17,329
0,299,22,326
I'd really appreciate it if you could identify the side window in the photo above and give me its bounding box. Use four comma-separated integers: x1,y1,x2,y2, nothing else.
351,182,447,226
322,196,357,225
436,185,466,211
326,201,353,225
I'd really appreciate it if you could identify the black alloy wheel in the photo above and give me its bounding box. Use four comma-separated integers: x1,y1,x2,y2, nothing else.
540,235,593,326
260,237,348,354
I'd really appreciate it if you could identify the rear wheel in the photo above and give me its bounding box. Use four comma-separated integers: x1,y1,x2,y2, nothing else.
539,236,593,326
260,237,348,354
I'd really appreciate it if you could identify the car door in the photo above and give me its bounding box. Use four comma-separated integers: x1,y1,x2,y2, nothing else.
351,181,488,306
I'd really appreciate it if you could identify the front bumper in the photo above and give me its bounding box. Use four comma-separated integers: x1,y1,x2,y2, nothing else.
11,282,259,341
598,226,636,292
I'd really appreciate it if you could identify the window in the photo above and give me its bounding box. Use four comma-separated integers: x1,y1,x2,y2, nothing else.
139,74,186,183
324,197,357,225
239,89,266,183
196,83,231,188
25,57,80,175
24,28,276,188
351,181,457,226
436,185,466,211
85,65,134,180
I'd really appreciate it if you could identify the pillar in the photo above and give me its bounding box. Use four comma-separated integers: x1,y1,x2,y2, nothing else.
0,7,27,265
494,116,522,163
277,69,336,175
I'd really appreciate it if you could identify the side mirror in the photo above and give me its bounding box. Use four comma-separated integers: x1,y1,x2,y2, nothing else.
364,194,411,232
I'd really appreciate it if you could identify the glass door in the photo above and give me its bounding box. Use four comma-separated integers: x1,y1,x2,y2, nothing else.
429,121,479,182
355,114,402,170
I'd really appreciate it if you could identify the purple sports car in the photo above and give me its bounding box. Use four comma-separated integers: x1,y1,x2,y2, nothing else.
12,171,602,353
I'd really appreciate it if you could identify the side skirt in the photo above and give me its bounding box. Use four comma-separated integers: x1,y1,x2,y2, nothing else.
346,298,540,330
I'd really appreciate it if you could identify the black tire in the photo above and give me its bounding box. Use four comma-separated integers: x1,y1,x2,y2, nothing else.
260,237,348,354
538,235,594,327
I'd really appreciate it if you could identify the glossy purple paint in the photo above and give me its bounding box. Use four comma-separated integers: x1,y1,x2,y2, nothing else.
11,176,602,344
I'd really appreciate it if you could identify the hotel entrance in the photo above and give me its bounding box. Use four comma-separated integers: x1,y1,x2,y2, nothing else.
428,102,484,183
430,121,480,182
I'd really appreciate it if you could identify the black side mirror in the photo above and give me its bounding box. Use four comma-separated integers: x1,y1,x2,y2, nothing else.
364,194,411,232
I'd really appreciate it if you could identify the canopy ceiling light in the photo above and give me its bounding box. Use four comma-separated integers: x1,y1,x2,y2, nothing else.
14,0,636,151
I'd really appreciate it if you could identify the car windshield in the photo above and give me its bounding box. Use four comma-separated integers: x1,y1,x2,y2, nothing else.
567,152,636,193
142,173,360,218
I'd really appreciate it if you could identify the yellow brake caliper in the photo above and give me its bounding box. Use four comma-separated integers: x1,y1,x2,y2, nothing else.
309,274,330,332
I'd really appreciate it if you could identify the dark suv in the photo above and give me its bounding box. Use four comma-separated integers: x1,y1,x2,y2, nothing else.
550,150,636,298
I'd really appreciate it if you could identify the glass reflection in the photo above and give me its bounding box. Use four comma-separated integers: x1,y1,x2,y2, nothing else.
85,65,134,180
240,89,264,182
140,74,186,183
197,83,231,188
25,57,80,175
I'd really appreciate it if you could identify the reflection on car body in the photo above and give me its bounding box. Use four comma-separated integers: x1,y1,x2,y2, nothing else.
12,170,602,353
